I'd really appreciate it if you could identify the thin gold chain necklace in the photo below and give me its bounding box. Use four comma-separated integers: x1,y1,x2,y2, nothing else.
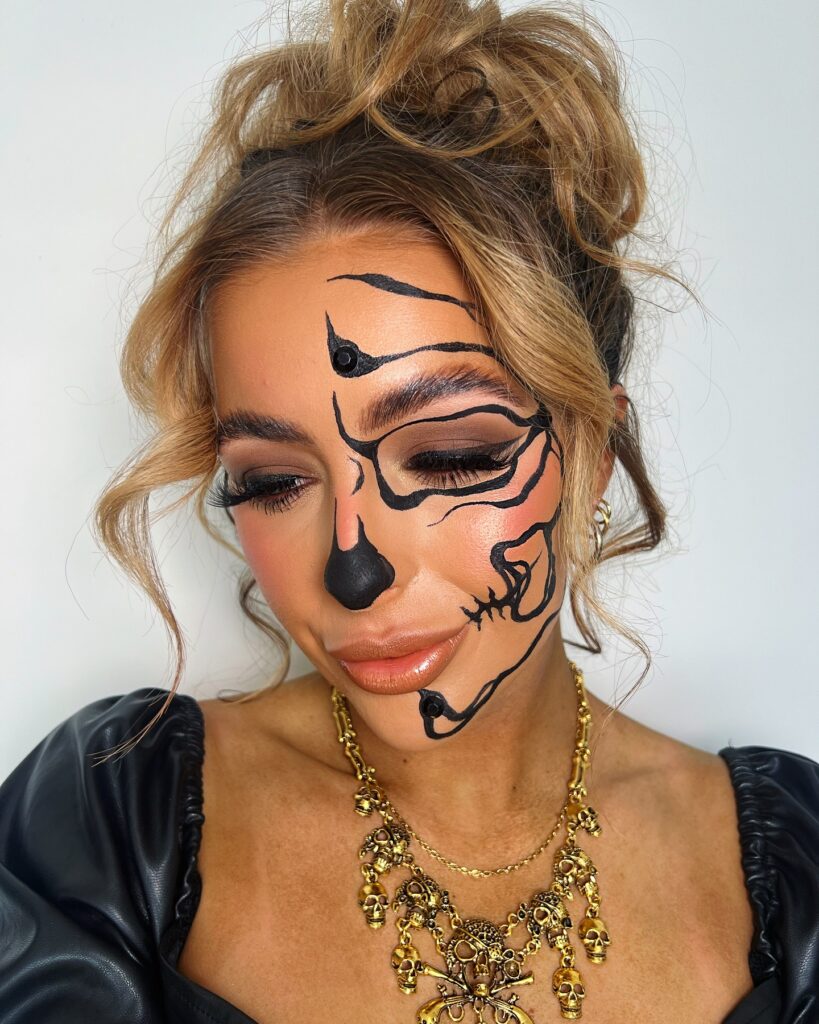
331,660,611,1021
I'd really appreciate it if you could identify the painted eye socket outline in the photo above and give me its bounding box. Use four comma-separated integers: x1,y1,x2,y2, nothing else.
331,394,554,517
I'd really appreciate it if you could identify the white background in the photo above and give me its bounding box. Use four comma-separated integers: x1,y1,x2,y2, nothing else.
2,0,817,780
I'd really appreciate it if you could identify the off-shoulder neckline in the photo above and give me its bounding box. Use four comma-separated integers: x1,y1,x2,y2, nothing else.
155,690,784,1024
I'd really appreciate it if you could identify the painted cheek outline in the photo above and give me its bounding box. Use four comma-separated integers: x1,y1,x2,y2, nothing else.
417,494,563,738
412,418,565,736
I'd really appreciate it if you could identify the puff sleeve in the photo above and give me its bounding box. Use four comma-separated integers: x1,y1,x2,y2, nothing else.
719,743,819,1024
0,688,200,1024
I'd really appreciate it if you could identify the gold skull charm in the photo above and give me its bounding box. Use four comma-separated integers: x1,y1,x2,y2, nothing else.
392,872,445,928
554,843,596,900
567,801,601,837
359,822,411,875
357,881,389,928
391,941,422,994
446,918,506,979
527,889,572,949
552,965,586,1019
353,784,381,816
578,916,610,963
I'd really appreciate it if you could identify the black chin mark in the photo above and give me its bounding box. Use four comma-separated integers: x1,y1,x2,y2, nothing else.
419,692,447,719
418,605,562,739
323,505,396,610
326,314,496,378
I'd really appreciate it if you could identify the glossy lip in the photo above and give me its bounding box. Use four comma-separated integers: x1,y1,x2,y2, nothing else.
335,623,469,696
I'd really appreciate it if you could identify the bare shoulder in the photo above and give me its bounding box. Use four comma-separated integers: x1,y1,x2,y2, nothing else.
585,690,736,819
195,671,347,803
578,692,756,1014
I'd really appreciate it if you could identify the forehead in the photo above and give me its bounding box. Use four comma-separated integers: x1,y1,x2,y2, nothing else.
208,232,525,417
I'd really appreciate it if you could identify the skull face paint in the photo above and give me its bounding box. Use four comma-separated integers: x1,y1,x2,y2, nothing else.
321,307,564,738
208,234,567,749
323,499,396,609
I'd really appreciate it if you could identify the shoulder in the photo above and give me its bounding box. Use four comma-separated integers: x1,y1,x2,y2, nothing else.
717,743,819,1005
3,686,201,777
716,741,819,877
1,685,204,901
717,743,819,884
718,742,819,805
1,686,203,852
0,687,205,1023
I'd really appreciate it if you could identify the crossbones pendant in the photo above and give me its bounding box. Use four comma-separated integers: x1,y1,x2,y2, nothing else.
413,919,536,1024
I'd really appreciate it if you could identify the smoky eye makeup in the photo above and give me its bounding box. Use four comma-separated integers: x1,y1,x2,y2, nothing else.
206,432,524,517
393,436,519,489
206,468,312,516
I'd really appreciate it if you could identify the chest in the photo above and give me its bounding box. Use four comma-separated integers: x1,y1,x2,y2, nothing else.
176,797,757,1024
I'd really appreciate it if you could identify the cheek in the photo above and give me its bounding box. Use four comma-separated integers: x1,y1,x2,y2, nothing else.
233,513,312,613
446,441,563,580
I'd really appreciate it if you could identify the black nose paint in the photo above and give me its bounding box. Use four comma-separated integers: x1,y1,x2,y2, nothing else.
324,504,396,609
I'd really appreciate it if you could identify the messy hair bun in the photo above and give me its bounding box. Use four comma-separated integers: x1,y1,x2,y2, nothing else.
93,0,685,759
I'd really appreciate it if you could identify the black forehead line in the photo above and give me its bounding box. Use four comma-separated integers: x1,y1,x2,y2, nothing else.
325,312,499,380
326,271,480,324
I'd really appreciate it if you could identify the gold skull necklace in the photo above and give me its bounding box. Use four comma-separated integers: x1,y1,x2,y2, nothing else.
331,659,611,1022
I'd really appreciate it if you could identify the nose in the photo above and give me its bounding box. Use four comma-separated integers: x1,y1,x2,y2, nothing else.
323,497,396,610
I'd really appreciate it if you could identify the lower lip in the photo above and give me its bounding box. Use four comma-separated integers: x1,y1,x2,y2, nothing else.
338,625,468,695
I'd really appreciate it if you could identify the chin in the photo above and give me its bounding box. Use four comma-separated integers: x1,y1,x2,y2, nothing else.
338,686,453,752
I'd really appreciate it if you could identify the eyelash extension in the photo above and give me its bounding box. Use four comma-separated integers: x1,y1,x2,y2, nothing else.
206,472,308,516
407,439,518,488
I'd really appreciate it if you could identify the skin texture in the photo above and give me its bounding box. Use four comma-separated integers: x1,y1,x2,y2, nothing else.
180,231,758,1023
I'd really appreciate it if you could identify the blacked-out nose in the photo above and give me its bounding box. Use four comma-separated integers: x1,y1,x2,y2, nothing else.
323,512,395,610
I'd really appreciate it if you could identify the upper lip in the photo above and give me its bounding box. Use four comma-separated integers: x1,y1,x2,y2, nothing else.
327,624,465,662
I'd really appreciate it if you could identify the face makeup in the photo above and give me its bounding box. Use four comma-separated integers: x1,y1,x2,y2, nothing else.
333,623,469,695
207,236,567,747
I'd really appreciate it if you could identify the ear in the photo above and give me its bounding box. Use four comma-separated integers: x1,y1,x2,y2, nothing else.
593,383,628,509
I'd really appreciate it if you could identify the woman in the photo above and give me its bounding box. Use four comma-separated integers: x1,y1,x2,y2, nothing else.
0,0,816,1021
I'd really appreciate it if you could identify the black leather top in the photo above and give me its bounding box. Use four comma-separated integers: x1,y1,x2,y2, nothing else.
0,687,816,1023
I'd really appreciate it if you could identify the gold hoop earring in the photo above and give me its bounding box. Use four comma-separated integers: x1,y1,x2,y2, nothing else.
591,498,612,560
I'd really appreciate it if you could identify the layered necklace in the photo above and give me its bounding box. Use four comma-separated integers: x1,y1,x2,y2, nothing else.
331,660,611,1022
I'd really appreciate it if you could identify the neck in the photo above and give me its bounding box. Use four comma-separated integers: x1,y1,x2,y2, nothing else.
345,626,582,868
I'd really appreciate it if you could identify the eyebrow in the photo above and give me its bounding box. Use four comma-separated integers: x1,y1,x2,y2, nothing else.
359,364,519,434
215,365,522,451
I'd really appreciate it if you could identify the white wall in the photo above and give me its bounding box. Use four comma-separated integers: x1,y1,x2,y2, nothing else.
2,0,817,779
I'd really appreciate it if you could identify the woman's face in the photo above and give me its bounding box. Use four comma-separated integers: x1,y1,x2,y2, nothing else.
209,232,568,750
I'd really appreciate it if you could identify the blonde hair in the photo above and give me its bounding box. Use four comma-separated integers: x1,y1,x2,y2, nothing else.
91,0,688,762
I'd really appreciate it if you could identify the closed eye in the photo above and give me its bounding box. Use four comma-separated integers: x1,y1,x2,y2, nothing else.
405,439,518,488
206,470,309,516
